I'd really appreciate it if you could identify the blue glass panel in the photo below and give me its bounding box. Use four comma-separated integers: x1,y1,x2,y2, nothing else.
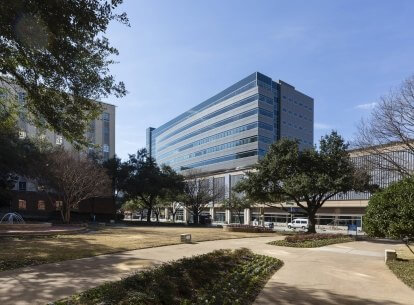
157,122,263,161
158,94,259,142
178,150,259,171
153,72,258,136
157,108,260,153
167,135,266,165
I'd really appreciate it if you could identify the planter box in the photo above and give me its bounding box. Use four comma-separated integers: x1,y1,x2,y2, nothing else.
223,224,274,233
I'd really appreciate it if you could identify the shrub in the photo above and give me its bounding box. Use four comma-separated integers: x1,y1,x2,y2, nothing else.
223,224,274,233
57,248,283,305
269,233,354,248
364,176,414,239
285,233,346,243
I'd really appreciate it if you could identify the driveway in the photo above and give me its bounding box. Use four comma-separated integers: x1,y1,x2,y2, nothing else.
0,236,412,305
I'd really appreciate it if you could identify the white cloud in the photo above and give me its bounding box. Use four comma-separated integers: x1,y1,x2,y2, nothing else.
314,122,332,130
354,102,377,110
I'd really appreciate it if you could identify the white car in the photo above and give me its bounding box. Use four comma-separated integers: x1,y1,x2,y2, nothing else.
288,218,309,230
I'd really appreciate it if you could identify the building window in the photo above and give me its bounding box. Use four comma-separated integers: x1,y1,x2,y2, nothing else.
18,181,27,191
214,211,226,223
213,177,225,203
56,135,63,145
18,200,26,210
103,144,109,153
175,209,184,221
103,121,110,144
38,200,45,210
19,131,26,139
18,92,26,104
87,121,96,144
102,112,110,121
55,201,63,210
72,202,79,211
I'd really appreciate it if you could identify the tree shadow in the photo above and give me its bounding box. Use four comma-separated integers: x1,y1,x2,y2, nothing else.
0,236,163,305
405,243,414,255
256,282,407,305
363,238,404,245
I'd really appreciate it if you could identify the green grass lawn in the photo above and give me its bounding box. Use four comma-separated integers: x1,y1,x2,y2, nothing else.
0,226,276,272
55,248,283,305
388,243,414,289
268,233,354,248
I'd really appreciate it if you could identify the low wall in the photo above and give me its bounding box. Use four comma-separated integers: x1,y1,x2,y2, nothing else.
0,223,52,230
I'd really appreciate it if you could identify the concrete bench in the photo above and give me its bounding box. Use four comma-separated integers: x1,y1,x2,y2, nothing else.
385,249,397,262
180,233,192,243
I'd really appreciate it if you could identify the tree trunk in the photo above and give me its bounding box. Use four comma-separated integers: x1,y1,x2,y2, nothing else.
63,205,71,224
193,210,199,224
307,212,317,234
146,207,152,222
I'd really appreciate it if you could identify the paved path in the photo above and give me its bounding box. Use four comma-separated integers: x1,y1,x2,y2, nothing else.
0,237,413,305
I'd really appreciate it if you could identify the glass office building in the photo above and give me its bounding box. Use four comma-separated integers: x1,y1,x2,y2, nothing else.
147,72,314,173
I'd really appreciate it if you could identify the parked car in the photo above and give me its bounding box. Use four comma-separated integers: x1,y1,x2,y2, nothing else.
288,218,309,230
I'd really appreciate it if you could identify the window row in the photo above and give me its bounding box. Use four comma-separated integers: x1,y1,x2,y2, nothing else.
257,80,272,91
282,108,312,122
168,135,270,165
18,130,64,145
158,94,260,142
177,149,260,171
17,200,68,210
259,108,273,118
158,121,261,161
282,96,313,111
282,120,307,131
157,108,264,153
259,94,275,105
153,79,258,137
281,135,312,145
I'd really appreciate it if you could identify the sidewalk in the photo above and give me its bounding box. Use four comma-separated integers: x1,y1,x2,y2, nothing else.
0,237,413,305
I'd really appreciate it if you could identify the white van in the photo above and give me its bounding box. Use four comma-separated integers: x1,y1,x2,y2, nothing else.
288,218,309,230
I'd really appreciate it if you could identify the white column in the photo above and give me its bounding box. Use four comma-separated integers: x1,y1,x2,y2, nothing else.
225,209,231,224
164,208,169,221
244,208,251,225
210,207,215,222
183,209,190,223
224,174,231,199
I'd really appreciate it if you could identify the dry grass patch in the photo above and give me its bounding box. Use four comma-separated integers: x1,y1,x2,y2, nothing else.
388,243,414,289
0,226,276,272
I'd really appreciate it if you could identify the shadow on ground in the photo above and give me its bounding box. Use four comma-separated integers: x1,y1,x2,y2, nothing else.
256,283,404,305
0,251,162,305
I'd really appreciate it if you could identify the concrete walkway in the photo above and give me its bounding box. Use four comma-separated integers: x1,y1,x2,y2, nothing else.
0,237,413,305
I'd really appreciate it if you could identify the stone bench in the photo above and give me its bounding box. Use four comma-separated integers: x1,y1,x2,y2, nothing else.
385,249,397,262
180,233,192,243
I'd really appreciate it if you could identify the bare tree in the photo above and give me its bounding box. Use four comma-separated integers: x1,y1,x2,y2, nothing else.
40,149,110,223
180,170,225,224
355,75,414,177
223,191,252,224
168,202,182,222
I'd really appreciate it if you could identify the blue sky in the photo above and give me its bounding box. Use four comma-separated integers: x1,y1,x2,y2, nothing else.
104,0,414,160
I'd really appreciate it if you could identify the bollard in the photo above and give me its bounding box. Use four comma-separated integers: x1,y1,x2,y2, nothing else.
385,249,397,262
